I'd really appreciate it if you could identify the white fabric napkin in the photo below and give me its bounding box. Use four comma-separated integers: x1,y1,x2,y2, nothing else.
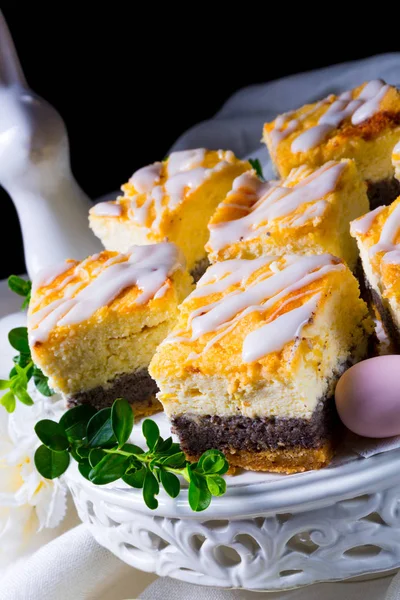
3,52,400,600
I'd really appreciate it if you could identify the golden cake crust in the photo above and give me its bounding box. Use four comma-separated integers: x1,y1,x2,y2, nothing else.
89,149,250,273
149,254,371,388
28,244,193,397
185,442,335,474
29,247,187,348
207,159,369,269
264,81,400,181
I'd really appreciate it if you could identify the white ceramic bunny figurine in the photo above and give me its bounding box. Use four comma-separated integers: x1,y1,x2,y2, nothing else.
0,12,101,278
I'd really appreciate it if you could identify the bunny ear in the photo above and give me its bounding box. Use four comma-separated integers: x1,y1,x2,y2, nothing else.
0,10,27,88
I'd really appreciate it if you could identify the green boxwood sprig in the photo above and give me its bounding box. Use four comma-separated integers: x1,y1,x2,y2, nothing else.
34,398,229,512
0,276,53,412
0,326,53,412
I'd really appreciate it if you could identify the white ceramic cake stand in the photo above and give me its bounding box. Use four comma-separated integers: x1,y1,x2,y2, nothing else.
65,413,400,592
2,10,400,593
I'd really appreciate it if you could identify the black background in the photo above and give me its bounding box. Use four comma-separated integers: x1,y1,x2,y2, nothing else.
0,6,397,278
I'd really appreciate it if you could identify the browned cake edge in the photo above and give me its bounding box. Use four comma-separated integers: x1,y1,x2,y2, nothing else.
186,443,335,474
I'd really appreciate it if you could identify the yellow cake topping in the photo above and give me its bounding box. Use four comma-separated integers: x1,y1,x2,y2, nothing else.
150,254,370,383
29,243,185,346
207,159,368,269
264,80,400,183
351,196,400,295
28,244,193,399
150,254,371,422
89,149,250,275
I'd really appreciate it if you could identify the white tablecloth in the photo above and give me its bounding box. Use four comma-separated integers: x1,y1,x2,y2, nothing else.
2,52,400,599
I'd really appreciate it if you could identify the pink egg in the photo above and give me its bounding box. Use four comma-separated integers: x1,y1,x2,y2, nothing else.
335,355,400,438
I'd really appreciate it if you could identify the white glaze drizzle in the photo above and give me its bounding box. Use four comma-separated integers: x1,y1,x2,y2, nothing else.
165,254,342,363
288,80,389,152
31,261,76,294
29,243,184,344
167,149,205,176
191,256,275,299
352,81,390,125
208,162,344,252
269,103,326,148
165,167,208,209
369,203,400,257
125,149,233,233
90,201,122,217
382,250,400,265
350,206,385,235
129,163,162,193
242,293,320,362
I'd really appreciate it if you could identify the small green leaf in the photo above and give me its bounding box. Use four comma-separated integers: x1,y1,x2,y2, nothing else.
78,461,92,480
89,448,107,468
167,442,182,455
86,408,116,448
121,443,144,455
60,404,97,441
206,474,226,496
12,364,28,385
143,469,159,509
156,436,173,453
0,390,16,412
161,452,186,468
123,466,146,488
13,385,34,406
248,158,264,181
88,453,129,485
8,275,31,298
35,419,69,451
8,327,30,354
9,353,32,379
111,398,134,448
34,445,70,479
160,470,180,498
33,367,54,397
8,276,32,309
197,450,228,474
188,466,212,511
188,480,212,512
142,419,160,451
0,380,10,390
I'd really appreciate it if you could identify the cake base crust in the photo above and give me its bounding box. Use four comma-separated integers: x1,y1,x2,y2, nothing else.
367,177,400,210
68,369,161,417
172,400,340,474
186,443,334,474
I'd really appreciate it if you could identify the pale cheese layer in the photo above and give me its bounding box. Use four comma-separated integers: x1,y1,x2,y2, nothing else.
29,244,193,395
89,149,250,272
150,254,372,420
207,159,368,270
